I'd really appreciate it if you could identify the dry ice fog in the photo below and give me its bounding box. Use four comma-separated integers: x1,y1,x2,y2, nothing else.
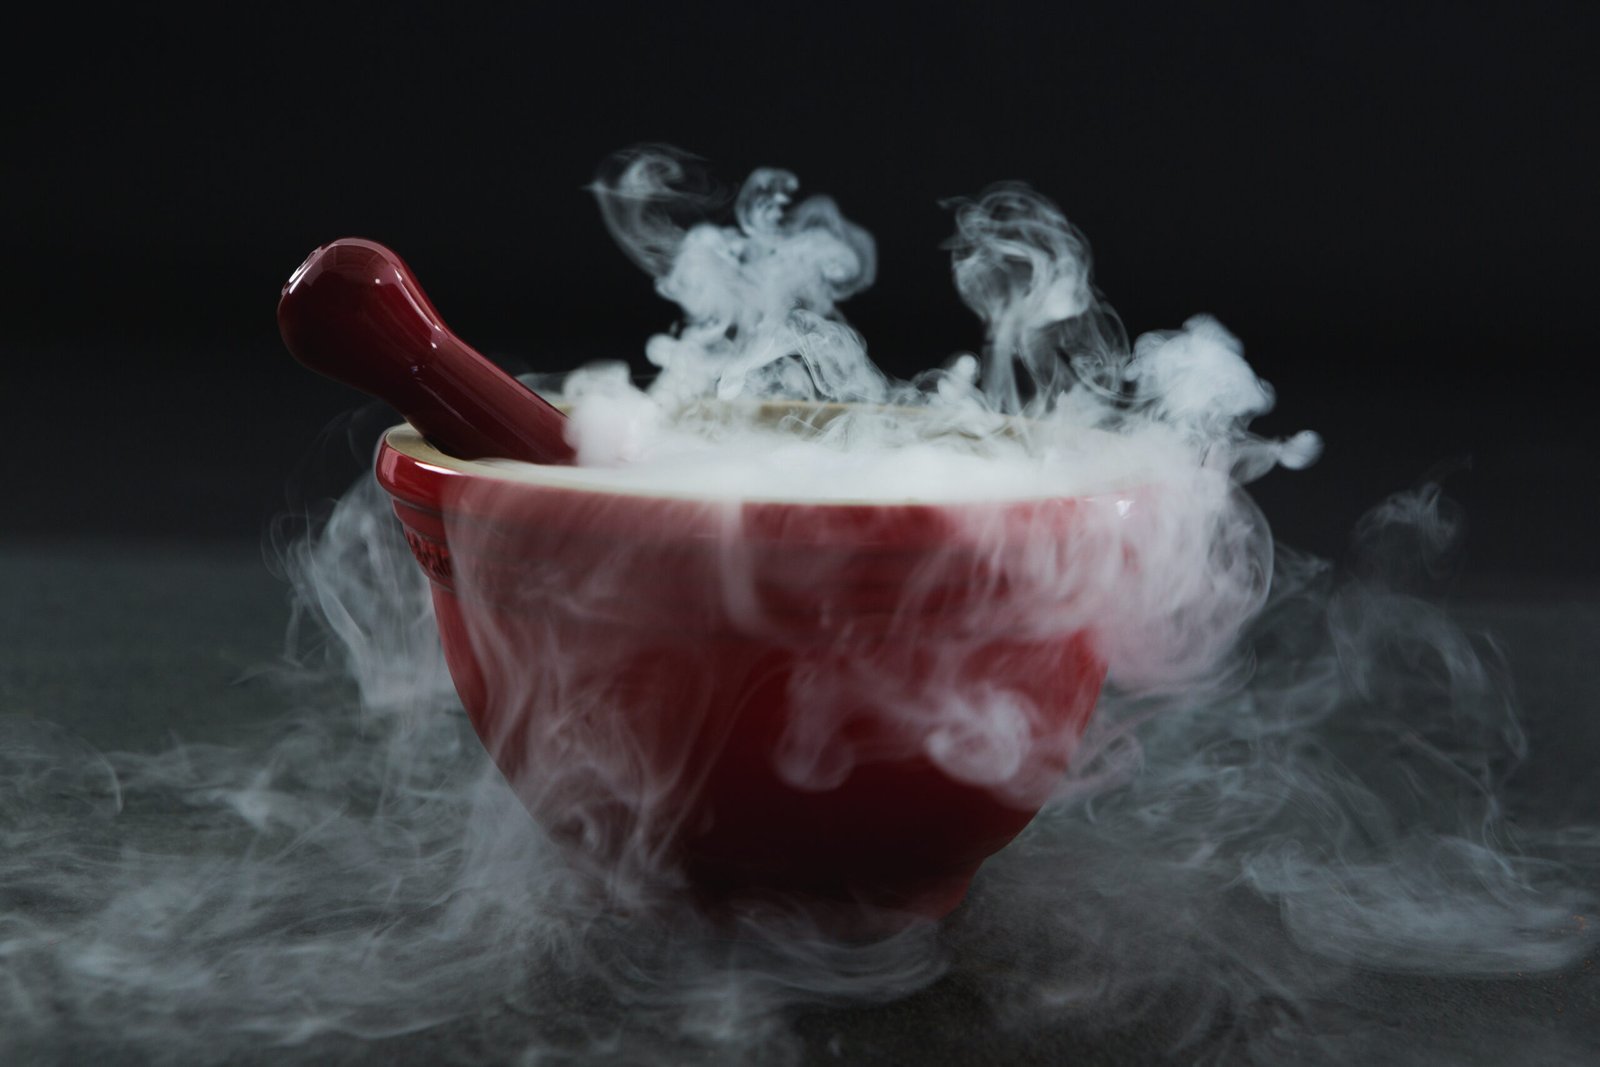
2,147,1595,1064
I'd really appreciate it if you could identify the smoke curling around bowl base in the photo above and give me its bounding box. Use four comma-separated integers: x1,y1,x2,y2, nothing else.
2,475,1597,1064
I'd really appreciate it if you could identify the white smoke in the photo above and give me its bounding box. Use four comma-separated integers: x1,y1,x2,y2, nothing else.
3,148,1597,1064
592,147,883,406
577,147,1319,752
3,478,1594,1064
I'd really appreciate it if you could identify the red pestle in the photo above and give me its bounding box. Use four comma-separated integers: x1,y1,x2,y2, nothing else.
279,238,575,465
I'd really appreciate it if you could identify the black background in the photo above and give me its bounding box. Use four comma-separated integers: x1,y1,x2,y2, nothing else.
7,3,1598,574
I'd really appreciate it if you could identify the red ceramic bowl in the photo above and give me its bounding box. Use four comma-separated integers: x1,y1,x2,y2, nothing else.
377,412,1121,925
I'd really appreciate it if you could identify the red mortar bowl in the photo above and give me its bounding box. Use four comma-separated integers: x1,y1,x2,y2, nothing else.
377,411,1123,926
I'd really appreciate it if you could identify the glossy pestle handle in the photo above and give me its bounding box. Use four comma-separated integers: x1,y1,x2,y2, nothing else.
279,238,575,465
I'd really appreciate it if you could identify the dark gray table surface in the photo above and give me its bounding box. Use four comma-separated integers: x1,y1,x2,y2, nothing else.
3,540,1598,1065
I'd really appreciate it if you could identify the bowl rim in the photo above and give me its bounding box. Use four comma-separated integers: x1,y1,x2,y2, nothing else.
380,400,1149,509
